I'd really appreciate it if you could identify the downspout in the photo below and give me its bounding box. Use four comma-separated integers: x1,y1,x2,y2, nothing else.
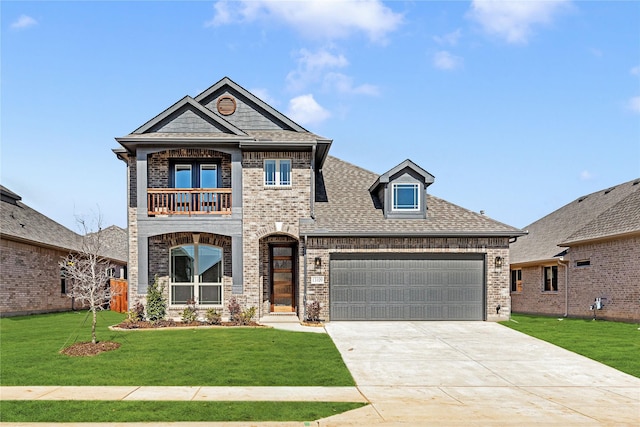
303,235,308,321
310,145,316,219
558,257,569,317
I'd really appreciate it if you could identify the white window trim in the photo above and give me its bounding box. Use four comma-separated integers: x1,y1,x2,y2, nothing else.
264,159,292,187
169,244,224,307
391,183,420,211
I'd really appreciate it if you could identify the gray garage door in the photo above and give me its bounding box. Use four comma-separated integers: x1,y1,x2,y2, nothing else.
330,253,485,321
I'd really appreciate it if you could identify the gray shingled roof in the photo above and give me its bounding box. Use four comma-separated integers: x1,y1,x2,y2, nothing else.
0,186,127,263
510,178,640,263
300,156,524,237
561,183,640,245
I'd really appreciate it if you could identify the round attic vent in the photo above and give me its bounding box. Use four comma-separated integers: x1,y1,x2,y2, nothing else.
217,95,237,116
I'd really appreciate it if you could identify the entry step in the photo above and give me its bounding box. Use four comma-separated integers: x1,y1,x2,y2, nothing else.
260,313,300,323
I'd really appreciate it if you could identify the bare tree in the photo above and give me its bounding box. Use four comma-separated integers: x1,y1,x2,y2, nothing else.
60,215,117,345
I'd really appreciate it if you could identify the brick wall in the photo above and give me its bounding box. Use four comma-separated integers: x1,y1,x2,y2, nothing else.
242,151,311,314
511,236,640,322
1,238,73,316
567,236,640,321
305,236,511,321
148,149,232,188
510,263,568,317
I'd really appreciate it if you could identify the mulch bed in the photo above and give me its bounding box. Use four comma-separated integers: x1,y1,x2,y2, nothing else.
60,341,121,357
112,320,261,329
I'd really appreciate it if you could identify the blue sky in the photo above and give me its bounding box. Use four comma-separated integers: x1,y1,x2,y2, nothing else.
2,1,639,233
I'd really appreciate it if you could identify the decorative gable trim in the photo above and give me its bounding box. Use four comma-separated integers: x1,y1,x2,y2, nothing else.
369,159,435,193
194,77,308,133
132,96,246,136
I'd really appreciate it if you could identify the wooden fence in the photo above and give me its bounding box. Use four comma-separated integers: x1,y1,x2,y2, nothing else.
110,278,128,313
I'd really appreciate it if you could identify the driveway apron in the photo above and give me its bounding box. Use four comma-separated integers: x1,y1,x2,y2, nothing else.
324,321,640,426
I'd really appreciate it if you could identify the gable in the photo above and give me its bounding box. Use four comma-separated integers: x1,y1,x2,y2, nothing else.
195,77,307,132
149,105,229,134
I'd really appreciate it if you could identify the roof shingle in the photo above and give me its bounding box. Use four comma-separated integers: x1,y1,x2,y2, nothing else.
300,157,524,237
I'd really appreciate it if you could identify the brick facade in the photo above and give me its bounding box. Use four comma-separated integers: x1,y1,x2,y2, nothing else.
1,238,73,315
511,235,640,322
242,151,310,316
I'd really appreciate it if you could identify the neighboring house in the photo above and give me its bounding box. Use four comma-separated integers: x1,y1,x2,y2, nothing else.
0,186,127,317
510,179,640,322
113,76,524,322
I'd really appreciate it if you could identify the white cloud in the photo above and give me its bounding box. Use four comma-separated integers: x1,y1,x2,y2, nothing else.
433,50,464,70
11,14,38,30
433,29,462,46
323,72,380,96
286,94,331,126
287,48,349,92
630,65,640,76
579,170,593,181
467,0,571,44
206,0,403,43
628,96,640,114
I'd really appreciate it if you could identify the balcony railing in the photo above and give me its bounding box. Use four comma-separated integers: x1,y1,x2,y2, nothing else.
147,188,232,216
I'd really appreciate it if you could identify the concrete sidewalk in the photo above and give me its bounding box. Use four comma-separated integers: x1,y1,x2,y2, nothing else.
0,385,366,402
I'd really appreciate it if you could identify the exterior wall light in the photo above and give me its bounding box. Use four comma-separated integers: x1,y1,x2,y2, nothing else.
494,256,503,269
314,257,322,268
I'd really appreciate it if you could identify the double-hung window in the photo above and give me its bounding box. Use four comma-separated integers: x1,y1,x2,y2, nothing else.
543,266,558,292
170,244,223,305
392,183,420,211
264,159,291,187
511,269,522,292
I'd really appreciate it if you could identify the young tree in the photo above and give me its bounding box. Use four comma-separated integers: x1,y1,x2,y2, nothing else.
60,216,117,345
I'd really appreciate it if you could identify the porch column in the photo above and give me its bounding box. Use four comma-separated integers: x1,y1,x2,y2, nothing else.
136,148,150,216
137,235,149,293
232,235,243,294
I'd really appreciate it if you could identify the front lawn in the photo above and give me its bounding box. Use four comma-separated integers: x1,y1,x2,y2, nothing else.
501,314,640,378
0,401,365,423
0,311,355,386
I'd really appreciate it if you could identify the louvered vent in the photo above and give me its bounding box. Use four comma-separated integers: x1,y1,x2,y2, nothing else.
216,95,236,115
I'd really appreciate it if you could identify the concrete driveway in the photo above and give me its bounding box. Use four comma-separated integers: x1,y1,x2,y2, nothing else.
324,321,640,426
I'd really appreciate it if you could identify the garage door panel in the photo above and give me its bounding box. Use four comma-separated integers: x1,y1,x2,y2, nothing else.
330,254,484,321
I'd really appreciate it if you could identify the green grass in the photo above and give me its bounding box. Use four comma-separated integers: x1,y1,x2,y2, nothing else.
501,314,640,378
0,311,355,386
0,401,365,423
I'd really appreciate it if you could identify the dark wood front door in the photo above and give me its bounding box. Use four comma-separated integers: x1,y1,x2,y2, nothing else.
270,245,296,312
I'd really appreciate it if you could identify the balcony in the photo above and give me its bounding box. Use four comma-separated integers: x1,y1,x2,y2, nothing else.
147,189,232,216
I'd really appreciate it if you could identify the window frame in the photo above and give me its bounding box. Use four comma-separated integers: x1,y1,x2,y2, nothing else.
543,265,558,292
264,159,292,187
170,160,220,189
391,183,420,211
169,243,224,307
511,269,522,293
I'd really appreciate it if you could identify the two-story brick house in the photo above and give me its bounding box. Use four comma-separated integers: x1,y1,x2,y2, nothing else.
114,77,524,322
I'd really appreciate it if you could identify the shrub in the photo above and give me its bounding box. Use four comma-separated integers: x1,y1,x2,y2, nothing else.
126,300,145,323
205,308,221,325
146,275,166,322
228,297,241,322
180,299,198,323
236,306,257,325
306,300,322,322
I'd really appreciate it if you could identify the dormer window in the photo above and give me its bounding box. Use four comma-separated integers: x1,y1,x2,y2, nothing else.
392,183,419,211
368,159,434,220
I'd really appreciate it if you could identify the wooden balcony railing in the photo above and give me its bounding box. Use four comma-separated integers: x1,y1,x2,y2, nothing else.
147,188,232,216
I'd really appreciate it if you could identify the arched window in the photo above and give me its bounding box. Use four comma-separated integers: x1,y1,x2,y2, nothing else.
170,244,222,305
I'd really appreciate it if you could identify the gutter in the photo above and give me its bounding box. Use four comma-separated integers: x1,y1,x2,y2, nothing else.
301,230,527,238
310,145,316,220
